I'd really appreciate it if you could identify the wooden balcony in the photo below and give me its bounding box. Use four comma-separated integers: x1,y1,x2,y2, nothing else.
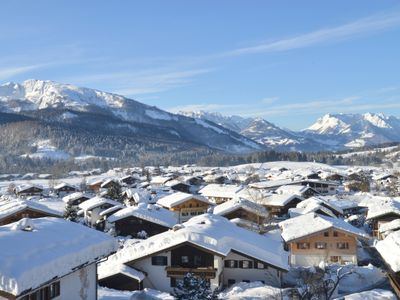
165,266,217,279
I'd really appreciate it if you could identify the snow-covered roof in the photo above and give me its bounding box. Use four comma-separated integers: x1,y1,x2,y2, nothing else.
54,182,77,190
213,198,268,218
250,179,339,190
199,184,243,198
156,192,210,208
99,205,124,217
101,214,289,271
78,196,121,211
98,264,145,282
14,184,43,193
150,176,172,185
0,217,118,296
376,231,400,272
366,199,400,220
261,194,304,207
0,197,62,221
296,197,343,215
107,203,177,228
280,213,369,242
379,219,400,234
275,185,316,195
62,192,90,204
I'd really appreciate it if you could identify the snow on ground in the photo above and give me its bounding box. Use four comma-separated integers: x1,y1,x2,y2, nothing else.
343,289,397,300
20,139,70,160
98,287,173,300
337,264,386,294
219,281,284,300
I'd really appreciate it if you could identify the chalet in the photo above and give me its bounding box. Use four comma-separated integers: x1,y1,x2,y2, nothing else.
151,176,174,187
260,194,304,218
107,203,177,238
0,197,62,226
62,192,91,206
366,199,400,239
120,174,139,186
98,214,289,293
164,180,192,193
78,196,122,227
275,185,319,199
250,179,339,195
88,178,104,192
101,179,120,190
280,213,369,267
183,175,204,186
0,217,117,300
290,197,343,218
54,182,77,196
376,231,400,298
374,173,398,189
379,219,400,239
213,198,269,232
199,184,244,204
14,184,43,197
157,192,211,222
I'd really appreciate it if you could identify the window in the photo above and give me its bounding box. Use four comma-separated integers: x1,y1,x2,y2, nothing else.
227,279,236,286
333,231,338,237
255,262,267,269
19,281,60,300
49,281,60,298
182,212,188,216
337,242,349,249
297,242,310,249
324,231,329,237
181,256,189,264
239,260,253,269
224,260,238,268
152,256,167,266
194,255,202,266
330,256,341,263
315,242,327,249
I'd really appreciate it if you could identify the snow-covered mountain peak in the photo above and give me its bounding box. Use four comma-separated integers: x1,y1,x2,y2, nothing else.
305,113,351,135
362,112,391,129
0,79,127,111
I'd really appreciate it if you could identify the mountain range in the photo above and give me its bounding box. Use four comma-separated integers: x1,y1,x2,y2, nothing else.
0,80,264,164
179,111,400,151
0,79,400,165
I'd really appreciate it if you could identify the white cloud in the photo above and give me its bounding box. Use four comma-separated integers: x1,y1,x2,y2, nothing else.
225,11,400,56
0,64,48,80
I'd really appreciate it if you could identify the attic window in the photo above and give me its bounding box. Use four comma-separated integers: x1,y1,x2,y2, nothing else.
333,231,338,237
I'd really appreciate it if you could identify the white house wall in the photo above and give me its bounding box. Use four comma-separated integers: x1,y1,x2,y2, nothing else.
222,252,281,287
59,263,97,300
134,252,172,292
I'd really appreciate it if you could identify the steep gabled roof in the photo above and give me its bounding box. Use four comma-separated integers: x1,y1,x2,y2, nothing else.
157,192,210,208
78,196,121,211
376,231,400,273
0,217,118,296
199,184,243,198
280,213,369,242
107,203,177,228
0,197,62,221
101,214,289,271
213,198,268,218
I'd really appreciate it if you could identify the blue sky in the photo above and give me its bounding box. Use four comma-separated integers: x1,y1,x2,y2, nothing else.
1,1,400,130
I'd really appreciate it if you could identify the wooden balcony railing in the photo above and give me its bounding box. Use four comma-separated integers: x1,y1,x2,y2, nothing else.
165,266,217,279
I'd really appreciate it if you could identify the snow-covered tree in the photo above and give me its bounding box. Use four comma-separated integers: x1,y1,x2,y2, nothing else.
172,272,219,300
64,203,78,222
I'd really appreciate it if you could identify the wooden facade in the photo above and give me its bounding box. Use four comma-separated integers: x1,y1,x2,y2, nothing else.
167,198,209,222
371,213,400,239
287,228,360,266
114,216,170,237
0,208,60,226
223,208,265,225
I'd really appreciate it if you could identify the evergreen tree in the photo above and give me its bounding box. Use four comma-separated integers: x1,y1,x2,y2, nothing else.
64,203,78,222
173,272,219,300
